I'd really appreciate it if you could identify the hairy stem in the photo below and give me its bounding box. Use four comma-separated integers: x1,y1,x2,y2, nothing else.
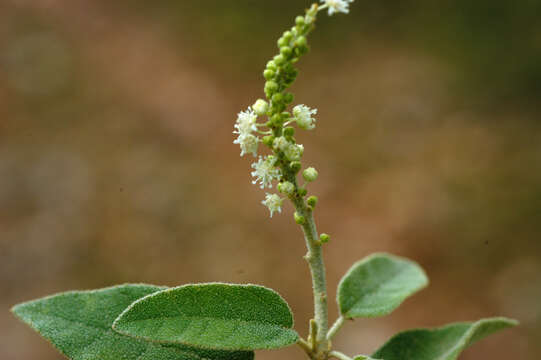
329,351,354,360
293,196,329,358
327,316,345,340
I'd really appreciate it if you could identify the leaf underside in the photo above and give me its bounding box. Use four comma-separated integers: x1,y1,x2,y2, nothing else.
372,317,518,360
12,284,254,360
113,283,299,351
338,253,429,318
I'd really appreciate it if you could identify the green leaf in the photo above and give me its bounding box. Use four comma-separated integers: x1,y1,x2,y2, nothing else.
12,284,254,360
372,317,518,360
113,283,299,351
354,355,382,360
337,253,429,318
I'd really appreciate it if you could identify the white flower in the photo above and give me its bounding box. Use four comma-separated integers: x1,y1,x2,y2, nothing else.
284,144,304,161
293,104,317,130
233,108,258,138
251,156,281,189
262,193,284,217
320,0,354,15
234,133,259,157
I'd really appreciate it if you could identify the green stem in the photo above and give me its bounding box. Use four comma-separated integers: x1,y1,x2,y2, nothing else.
329,351,354,360
293,196,329,357
327,316,345,340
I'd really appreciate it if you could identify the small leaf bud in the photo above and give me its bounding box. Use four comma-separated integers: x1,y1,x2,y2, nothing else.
295,15,305,26
307,196,318,208
303,167,318,182
253,99,269,115
320,233,330,243
294,212,306,225
278,181,295,196
290,161,302,173
262,135,275,147
263,69,275,80
283,127,295,137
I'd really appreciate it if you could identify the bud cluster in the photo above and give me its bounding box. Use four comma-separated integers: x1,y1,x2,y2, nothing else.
234,2,352,218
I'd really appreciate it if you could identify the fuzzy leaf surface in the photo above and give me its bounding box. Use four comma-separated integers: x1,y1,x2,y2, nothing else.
372,317,518,360
338,253,428,318
113,283,299,350
12,284,254,360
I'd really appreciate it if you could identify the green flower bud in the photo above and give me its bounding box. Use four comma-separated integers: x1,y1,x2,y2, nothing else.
262,135,275,147
285,143,304,161
320,233,330,243
284,93,294,104
273,54,285,65
263,69,275,80
278,37,288,48
265,80,279,95
298,187,308,197
283,31,293,42
290,161,302,173
280,46,292,57
273,136,290,152
295,36,307,48
271,113,282,125
278,181,295,196
253,99,269,115
272,93,283,103
266,60,277,71
295,15,305,26
294,212,306,225
307,196,318,208
303,167,318,182
283,127,295,137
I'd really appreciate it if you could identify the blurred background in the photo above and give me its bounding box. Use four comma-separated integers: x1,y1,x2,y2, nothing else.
1,0,540,359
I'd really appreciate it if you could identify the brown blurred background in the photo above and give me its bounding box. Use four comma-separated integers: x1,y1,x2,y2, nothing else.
1,0,540,359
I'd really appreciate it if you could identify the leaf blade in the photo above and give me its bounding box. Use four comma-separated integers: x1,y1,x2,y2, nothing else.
113,283,299,350
12,284,254,360
337,253,429,318
371,317,518,360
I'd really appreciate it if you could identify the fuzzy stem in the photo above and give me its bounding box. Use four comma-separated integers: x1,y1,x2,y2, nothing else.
297,337,313,356
329,351,354,360
293,196,329,357
327,316,345,340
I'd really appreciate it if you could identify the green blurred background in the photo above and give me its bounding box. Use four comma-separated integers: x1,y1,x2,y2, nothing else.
1,0,540,359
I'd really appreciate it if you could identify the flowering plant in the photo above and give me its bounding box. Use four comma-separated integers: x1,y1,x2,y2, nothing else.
12,2,517,360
